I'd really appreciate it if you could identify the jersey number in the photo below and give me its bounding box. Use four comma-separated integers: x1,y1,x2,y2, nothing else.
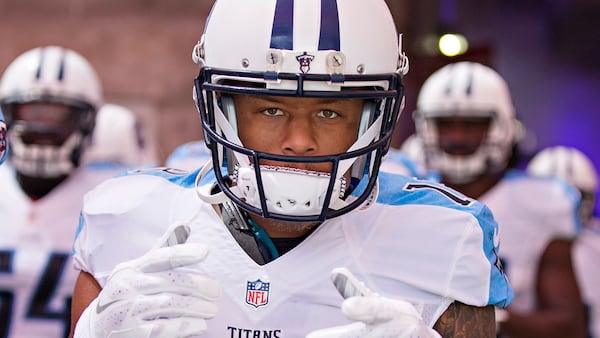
404,182,472,206
0,250,71,337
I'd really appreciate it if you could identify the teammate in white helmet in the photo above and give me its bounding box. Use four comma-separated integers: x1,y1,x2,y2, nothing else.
0,46,125,337
414,61,587,338
83,103,158,169
70,1,512,337
527,145,600,338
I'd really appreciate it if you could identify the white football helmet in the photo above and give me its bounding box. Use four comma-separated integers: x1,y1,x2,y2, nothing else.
527,146,598,224
84,103,157,167
0,46,102,178
414,62,520,184
0,108,7,164
193,0,408,222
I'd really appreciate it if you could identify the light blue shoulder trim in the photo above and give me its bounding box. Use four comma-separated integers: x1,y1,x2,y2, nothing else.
166,140,211,167
376,171,514,307
507,169,583,233
116,166,201,188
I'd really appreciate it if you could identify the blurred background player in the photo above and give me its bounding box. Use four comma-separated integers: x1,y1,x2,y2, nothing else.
414,61,587,338
0,107,7,164
0,45,120,337
83,103,158,170
527,145,600,338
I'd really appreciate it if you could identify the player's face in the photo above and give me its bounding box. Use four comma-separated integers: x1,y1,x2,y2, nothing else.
234,94,363,172
433,116,490,156
12,102,80,146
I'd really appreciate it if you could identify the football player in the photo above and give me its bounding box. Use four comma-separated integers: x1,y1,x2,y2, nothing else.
70,1,513,337
0,46,122,337
414,61,587,338
527,145,600,338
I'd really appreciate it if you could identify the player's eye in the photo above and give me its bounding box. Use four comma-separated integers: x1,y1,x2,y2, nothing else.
317,110,339,119
262,108,283,117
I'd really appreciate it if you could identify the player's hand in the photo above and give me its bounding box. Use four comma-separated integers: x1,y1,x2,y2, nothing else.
306,268,441,338
85,224,221,338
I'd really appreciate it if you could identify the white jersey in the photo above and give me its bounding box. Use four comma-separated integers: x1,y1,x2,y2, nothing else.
0,164,125,338
573,220,600,338
380,148,428,179
73,169,513,336
165,140,211,172
479,170,581,313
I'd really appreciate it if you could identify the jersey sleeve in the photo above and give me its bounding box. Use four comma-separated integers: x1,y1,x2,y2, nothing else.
363,175,514,308
72,170,199,285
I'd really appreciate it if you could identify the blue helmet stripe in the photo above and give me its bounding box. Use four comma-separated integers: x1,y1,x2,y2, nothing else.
318,0,340,51
35,48,45,80
270,0,294,50
57,49,66,81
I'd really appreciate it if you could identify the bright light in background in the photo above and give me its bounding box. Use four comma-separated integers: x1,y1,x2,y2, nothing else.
438,33,469,56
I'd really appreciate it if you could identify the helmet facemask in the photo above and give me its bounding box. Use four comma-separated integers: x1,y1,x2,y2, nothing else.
2,101,95,179
194,69,403,222
417,112,515,184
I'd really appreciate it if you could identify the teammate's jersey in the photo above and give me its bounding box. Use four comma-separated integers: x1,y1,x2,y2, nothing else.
479,170,581,313
380,148,427,179
0,164,125,338
165,140,211,172
73,168,513,336
573,220,600,338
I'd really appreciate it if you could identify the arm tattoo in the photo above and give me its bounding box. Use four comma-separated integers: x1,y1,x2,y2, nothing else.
433,302,495,338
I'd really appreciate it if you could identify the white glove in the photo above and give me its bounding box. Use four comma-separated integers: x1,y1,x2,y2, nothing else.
77,224,222,338
306,268,441,338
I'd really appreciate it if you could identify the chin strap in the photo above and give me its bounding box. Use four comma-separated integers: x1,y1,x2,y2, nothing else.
195,158,229,205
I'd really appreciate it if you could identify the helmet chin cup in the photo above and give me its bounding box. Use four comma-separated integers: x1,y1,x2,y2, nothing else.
232,165,347,217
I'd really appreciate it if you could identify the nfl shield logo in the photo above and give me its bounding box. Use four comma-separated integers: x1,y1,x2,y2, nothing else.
246,279,270,308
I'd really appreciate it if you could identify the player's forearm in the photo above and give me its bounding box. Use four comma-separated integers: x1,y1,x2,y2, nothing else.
434,302,496,338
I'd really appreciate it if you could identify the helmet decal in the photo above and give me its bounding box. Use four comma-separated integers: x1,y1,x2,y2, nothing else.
270,0,341,52
318,0,341,51
296,52,315,73
270,0,294,50
35,47,68,81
